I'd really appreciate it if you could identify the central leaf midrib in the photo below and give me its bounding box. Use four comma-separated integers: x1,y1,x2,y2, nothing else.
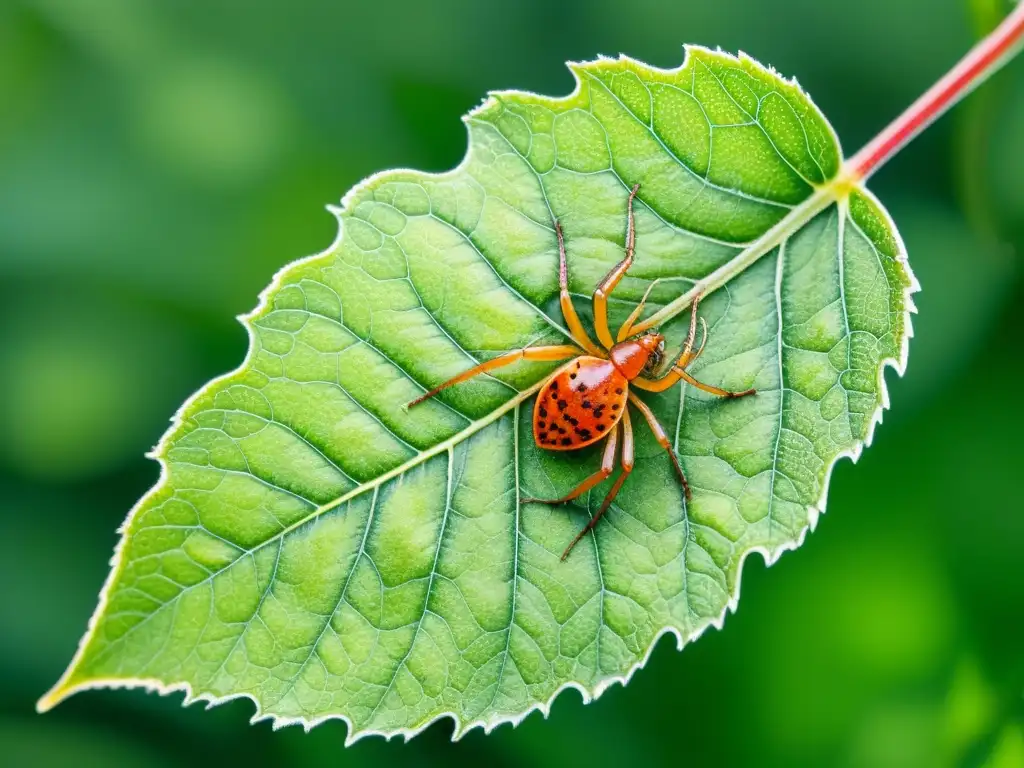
102,52,859,703
127,185,853,674
138,188,855,676
99,382,547,665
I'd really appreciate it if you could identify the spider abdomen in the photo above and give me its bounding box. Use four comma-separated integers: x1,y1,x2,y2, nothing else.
533,357,628,450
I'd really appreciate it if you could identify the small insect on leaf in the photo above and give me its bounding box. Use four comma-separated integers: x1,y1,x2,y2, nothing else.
40,48,915,744
414,184,757,559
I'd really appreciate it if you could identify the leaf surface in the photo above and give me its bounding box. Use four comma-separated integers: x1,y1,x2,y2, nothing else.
41,49,916,741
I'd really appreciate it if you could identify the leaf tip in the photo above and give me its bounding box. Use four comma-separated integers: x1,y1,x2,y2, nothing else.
35,672,86,714
41,43,923,740
35,687,62,714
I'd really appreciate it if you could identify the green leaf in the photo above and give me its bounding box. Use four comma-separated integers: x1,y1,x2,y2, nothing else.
40,48,916,741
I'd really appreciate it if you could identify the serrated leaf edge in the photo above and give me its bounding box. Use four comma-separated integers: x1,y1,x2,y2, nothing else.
37,47,920,746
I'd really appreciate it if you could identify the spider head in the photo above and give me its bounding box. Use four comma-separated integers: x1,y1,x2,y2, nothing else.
611,332,664,380
640,333,666,374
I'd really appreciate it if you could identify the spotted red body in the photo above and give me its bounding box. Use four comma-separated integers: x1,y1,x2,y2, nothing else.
533,357,628,450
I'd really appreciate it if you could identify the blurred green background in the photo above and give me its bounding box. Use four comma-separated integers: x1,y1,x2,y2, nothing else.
2,0,1022,765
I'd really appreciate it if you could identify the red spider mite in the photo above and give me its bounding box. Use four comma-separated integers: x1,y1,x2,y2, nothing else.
408,184,756,560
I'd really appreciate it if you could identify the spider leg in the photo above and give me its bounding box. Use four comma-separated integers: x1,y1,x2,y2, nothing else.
407,345,580,408
523,425,618,505
672,367,757,399
628,392,691,500
630,322,698,393
617,278,663,342
632,309,752,396
561,409,634,560
678,291,702,363
593,183,640,349
676,317,708,370
555,221,604,356
633,361,757,395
